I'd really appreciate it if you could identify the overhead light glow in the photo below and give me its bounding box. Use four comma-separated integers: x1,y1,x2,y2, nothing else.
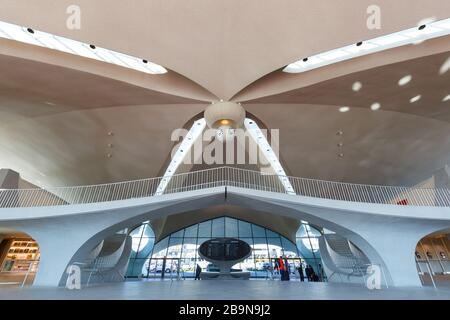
352,81,362,92
0,21,167,75
244,119,296,195
284,18,450,74
370,102,381,111
339,106,350,113
410,95,422,103
443,94,450,102
398,75,412,86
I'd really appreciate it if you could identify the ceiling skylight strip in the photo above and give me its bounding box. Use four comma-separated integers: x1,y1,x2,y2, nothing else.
155,119,207,195
244,118,296,195
284,18,450,74
0,20,167,75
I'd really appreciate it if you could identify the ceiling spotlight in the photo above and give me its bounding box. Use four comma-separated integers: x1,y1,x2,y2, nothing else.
219,119,231,126
410,95,422,103
337,142,344,147
107,153,113,158
303,58,309,62
352,81,362,92
142,59,148,64
339,106,350,113
356,41,363,46
26,28,34,34
370,102,381,111
419,25,427,30
398,75,412,86
89,44,96,49
443,94,450,102
108,131,114,136
338,153,344,158
336,131,344,136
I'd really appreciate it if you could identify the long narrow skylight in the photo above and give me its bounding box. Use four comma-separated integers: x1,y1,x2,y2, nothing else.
244,118,296,195
284,18,450,74
0,20,167,75
155,119,206,195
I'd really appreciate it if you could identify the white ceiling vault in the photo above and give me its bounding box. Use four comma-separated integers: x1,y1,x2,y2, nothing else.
0,1,449,189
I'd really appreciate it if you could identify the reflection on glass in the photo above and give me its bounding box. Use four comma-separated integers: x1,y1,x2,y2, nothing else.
126,216,323,279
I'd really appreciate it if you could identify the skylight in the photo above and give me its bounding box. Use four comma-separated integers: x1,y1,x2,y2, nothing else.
284,18,450,74
244,118,296,195
155,119,207,195
0,20,167,75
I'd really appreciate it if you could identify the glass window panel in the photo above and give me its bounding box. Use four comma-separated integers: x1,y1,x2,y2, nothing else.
296,224,308,237
181,241,198,259
305,224,322,237
198,221,211,237
212,217,225,237
171,229,185,238
137,237,155,258
281,237,298,258
142,224,155,238
130,225,145,238
296,237,315,258
267,237,283,258
152,237,169,258
184,224,198,237
238,221,252,237
266,229,279,238
225,217,238,238
197,238,211,247
252,225,266,237
166,237,183,258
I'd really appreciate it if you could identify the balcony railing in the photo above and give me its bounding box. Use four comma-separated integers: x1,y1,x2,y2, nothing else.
1,166,449,208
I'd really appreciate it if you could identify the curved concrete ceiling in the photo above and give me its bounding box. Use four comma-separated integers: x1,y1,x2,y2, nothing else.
1,0,450,99
0,1,449,190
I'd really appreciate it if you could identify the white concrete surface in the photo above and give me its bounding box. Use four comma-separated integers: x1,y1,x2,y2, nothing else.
1,280,450,300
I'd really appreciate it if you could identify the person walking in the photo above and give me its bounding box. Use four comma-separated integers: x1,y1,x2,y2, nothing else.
297,264,305,282
195,264,202,280
305,265,312,282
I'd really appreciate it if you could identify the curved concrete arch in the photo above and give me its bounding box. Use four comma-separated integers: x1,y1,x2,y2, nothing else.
2,185,449,287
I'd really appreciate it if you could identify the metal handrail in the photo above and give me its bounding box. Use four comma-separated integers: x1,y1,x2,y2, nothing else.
1,166,450,208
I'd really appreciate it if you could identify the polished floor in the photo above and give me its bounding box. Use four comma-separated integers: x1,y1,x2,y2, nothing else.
1,280,450,300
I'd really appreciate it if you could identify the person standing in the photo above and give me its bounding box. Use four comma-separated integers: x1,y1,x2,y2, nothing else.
297,264,305,282
305,265,312,281
195,264,202,280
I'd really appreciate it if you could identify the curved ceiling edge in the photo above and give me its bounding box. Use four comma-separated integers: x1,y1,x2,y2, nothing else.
0,38,218,103
231,35,450,103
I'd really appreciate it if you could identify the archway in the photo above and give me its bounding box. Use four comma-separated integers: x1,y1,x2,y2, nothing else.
416,231,450,287
126,216,323,281
0,229,39,286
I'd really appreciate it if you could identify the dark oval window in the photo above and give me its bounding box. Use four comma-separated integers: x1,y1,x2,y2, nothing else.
199,238,251,261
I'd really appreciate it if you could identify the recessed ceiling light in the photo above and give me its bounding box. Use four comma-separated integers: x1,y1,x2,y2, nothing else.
352,81,362,92
339,106,350,113
356,41,363,46
89,44,96,49
410,95,422,103
370,102,381,111
440,57,450,75
398,75,412,86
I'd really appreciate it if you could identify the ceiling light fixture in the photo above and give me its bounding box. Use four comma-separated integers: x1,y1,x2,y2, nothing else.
339,106,350,113
370,102,381,111
410,95,422,103
0,20,167,75
442,94,450,102
352,81,362,92
284,18,450,74
398,75,412,86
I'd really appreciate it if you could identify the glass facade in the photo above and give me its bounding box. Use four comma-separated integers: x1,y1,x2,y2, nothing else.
126,217,322,280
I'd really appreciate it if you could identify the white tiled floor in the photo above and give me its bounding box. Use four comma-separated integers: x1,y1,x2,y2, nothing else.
1,280,450,300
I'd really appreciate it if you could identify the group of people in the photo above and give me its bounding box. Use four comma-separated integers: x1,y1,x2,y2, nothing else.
297,263,319,282
271,256,321,282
